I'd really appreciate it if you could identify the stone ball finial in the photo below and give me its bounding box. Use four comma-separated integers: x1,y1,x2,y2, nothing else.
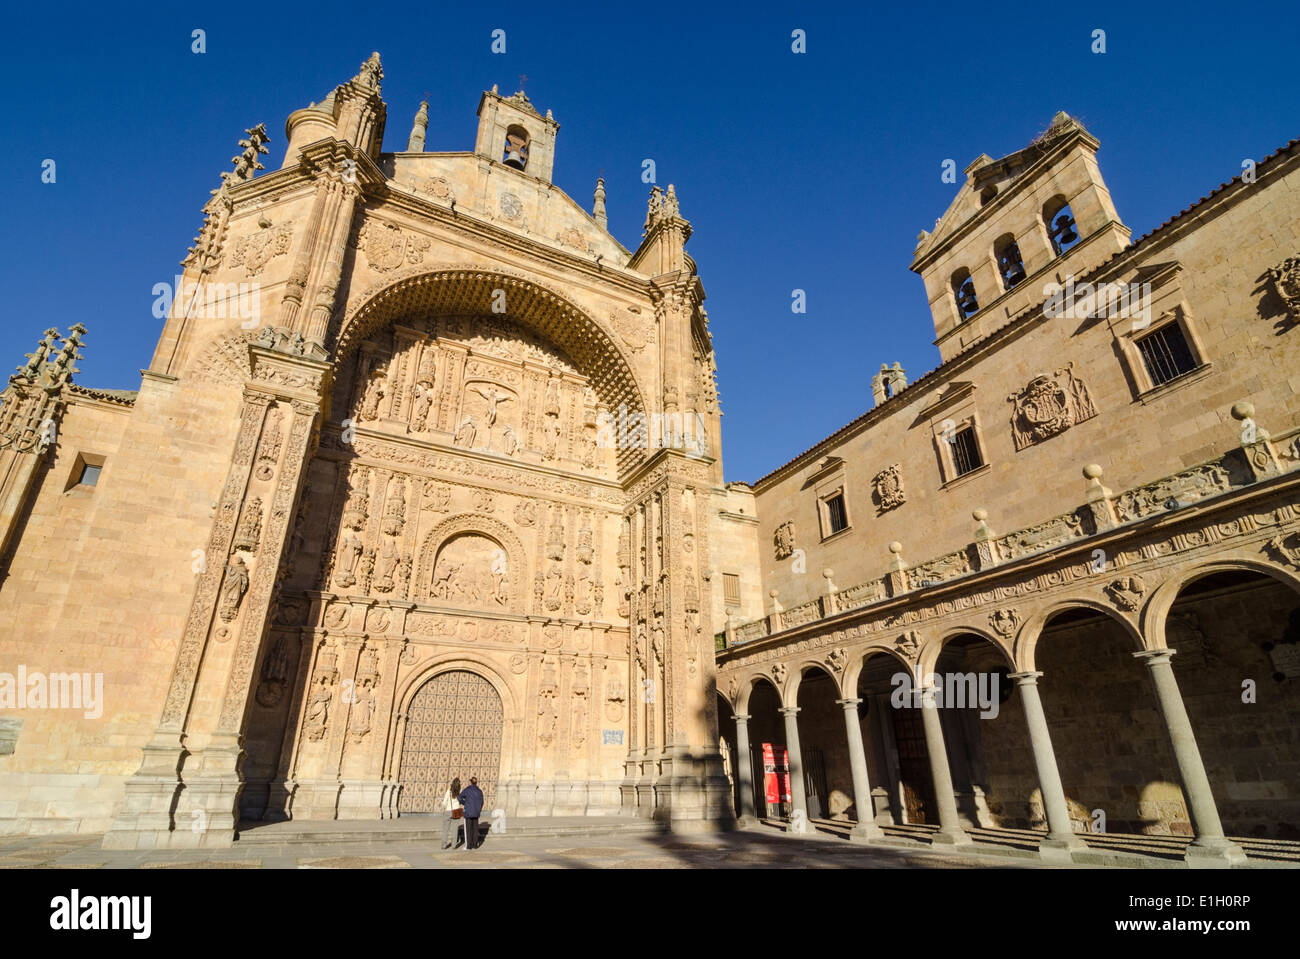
769,588,779,598
973,508,988,521
1083,464,1103,480
1231,401,1255,421
822,568,834,580
888,541,903,554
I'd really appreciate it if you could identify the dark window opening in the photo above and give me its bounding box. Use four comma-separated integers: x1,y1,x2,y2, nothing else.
979,184,999,206
825,494,848,535
996,238,1027,290
78,463,102,487
951,427,984,477
1137,322,1198,387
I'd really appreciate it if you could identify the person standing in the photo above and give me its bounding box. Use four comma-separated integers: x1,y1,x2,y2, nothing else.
440,777,463,850
458,776,485,850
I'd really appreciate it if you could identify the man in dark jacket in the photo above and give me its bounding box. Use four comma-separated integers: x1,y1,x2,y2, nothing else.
458,776,485,850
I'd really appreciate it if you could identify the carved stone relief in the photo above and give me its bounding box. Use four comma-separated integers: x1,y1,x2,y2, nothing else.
1006,362,1098,451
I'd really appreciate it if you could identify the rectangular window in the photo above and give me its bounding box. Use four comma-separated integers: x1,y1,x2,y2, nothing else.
951,427,983,477
78,464,102,487
1137,322,1198,387
722,573,740,605
825,493,849,534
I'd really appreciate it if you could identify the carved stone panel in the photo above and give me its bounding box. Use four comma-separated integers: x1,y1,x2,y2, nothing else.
1006,362,1097,451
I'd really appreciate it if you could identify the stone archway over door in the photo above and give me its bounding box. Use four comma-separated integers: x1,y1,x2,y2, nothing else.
400,671,504,813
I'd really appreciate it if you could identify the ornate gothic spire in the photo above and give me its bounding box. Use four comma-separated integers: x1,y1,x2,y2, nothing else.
407,100,429,152
593,177,607,231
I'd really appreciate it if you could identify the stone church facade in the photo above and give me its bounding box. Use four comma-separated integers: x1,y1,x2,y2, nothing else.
2,56,1298,864
0,54,740,847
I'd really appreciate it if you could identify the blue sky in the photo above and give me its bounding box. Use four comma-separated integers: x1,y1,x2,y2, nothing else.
2,2,1297,482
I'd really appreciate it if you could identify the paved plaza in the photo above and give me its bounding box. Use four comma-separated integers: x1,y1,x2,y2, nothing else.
2,820,1296,870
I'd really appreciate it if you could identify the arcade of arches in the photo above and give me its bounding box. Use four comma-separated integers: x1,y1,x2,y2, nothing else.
718,562,1300,865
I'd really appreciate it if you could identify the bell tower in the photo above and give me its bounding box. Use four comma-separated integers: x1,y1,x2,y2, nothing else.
474,85,560,183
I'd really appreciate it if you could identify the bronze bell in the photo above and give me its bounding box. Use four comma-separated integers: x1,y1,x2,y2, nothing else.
1055,214,1078,245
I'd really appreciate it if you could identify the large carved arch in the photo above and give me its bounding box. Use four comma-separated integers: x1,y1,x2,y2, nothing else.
1141,555,1300,652
1016,597,1146,672
332,266,651,438
412,512,529,609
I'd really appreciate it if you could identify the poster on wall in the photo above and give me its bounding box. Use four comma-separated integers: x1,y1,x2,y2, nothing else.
778,746,792,802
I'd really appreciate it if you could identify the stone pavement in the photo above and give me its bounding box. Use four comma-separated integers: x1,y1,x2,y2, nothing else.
0,824,1071,870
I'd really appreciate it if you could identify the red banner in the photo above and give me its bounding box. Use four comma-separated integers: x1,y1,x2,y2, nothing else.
761,742,778,803
778,747,792,802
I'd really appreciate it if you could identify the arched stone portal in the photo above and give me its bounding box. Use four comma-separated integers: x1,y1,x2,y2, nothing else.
399,670,504,813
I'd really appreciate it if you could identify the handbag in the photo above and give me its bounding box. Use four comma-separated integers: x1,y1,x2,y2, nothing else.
451,807,463,820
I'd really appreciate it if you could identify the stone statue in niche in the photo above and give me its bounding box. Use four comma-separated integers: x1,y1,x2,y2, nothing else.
255,634,293,708
373,540,400,593
360,369,387,421
219,556,250,622
305,678,332,741
410,381,434,432
501,424,519,456
468,383,513,427
334,531,364,589
454,415,478,449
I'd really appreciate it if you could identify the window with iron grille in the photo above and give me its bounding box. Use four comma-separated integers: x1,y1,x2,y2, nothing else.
825,493,849,534
1136,322,1198,387
722,573,740,605
951,427,984,477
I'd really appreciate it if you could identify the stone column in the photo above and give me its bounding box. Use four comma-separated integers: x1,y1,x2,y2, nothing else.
778,706,808,829
918,684,972,845
734,713,758,825
1134,649,1246,866
837,698,883,841
1008,671,1085,862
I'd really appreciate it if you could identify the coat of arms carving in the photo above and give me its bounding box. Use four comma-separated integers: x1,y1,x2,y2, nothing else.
612,306,653,353
873,464,905,513
228,221,294,276
773,520,795,560
1007,362,1097,451
1266,254,1300,323
355,220,432,273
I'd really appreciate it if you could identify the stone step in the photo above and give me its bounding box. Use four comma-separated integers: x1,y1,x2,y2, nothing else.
235,815,664,846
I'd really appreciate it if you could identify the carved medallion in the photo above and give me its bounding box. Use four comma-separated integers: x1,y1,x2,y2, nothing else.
989,608,1020,638
1104,574,1146,611
771,662,787,685
498,192,523,220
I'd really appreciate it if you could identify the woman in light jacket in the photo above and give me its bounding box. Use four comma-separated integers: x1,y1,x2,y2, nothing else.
440,777,463,850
